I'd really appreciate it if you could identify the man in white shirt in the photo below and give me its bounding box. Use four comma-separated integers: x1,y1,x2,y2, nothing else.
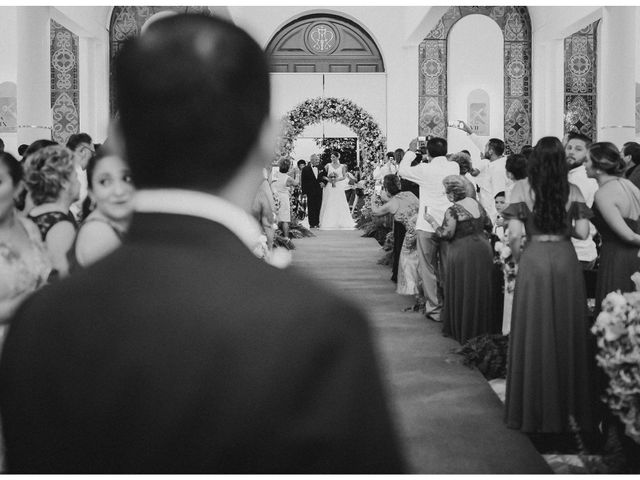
457,121,511,218
565,132,598,269
398,137,459,322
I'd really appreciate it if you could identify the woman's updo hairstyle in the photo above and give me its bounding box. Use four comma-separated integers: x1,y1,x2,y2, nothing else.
442,175,468,202
588,142,626,176
24,145,76,205
278,157,291,173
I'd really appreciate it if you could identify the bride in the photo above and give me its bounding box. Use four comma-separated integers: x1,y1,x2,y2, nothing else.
319,151,356,230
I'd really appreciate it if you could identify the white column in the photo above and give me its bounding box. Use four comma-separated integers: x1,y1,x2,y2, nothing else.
599,6,636,147
17,6,52,145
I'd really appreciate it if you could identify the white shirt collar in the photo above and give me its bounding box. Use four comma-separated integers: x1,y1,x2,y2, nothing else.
134,189,263,255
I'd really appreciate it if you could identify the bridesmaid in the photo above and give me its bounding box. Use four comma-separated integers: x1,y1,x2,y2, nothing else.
585,142,640,314
503,137,595,439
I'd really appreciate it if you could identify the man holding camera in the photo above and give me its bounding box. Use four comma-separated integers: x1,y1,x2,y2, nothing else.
398,137,459,322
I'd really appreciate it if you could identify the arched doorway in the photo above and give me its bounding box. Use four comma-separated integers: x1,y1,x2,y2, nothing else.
419,6,532,154
266,13,384,73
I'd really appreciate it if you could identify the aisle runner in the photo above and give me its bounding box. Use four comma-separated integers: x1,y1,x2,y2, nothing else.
291,229,550,474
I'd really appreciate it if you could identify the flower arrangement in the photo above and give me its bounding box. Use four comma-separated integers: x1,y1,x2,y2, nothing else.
591,272,640,445
493,240,517,294
454,333,509,380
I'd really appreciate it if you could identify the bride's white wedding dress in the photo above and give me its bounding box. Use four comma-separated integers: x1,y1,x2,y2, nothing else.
319,163,356,230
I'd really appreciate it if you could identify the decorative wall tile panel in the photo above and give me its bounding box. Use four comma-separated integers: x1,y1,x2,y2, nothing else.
50,20,79,144
419,6,532,154
564,21,598,138
109,6,212,116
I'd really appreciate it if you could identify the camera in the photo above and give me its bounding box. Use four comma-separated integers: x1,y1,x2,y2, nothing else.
417,135,428,155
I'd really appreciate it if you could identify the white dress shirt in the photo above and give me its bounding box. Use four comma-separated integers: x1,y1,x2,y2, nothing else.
398,151,460,232
568,165,598,262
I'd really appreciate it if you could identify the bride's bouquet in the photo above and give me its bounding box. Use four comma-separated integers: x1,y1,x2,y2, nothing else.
328,172,337,188
591,272,640,444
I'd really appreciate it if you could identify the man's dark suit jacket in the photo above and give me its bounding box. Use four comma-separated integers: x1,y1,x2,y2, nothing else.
0,212,405,473
300,164,325,199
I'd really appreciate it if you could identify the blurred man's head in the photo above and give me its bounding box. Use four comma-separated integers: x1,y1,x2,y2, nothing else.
114,14,271,196
66,133,94,169
564,132,591,170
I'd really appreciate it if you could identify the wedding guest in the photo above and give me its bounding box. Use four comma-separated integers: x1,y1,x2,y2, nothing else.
372,174,421,308
503,136,595,439
17,140,58,215
0,14,405,473
393,147,420,283
271,157,299,241
0,152,50,324
622,141,640,190
68,151,134,272
0,137,3,152
17,144,28,157
252,168,277,251
424,175,495,344
564,133,598,270
493,191,506,238
505,153,527,200
373,152,398,195
399,137,459,322
24,145,79,279
586,142,640,315
66,133,94,221
449,151,477,199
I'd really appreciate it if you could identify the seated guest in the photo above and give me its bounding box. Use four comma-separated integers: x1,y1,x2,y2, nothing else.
372,174,421,308
0,152,51,324
424,175,496,344
24,145,79,279
68,151,134,272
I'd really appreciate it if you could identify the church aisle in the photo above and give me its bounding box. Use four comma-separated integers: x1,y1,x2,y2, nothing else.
291,229,551,474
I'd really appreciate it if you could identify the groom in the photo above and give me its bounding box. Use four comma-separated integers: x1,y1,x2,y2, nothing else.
301,153,326,228
0,14,404,473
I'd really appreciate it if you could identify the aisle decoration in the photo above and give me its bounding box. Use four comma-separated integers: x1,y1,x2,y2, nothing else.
493,240,517,294
592,272,640,444
276,97,386,227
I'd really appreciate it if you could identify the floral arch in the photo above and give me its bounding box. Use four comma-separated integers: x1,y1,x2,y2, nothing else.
277,97,386,199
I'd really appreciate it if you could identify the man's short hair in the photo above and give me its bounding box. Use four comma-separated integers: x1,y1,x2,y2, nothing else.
0,137,4,152
114,14,270,190
386,151,395,159
494,191,505,200
66,133,93,151
506,153,527,180
623,142,640,166
566,132,592,148
487,138,505,157
426,137,447,158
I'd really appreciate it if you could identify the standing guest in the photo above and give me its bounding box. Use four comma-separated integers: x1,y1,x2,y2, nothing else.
24,145,79,279
372,174,421,308
399,136,459,322
503,136,595,439
449,151,477,199
0,137,3,152
66,133,94,221
586,142,640,314
564,133,598,270
68,151,134,272
300,153,325,229
622,141,640,190
373,152,398,195
424,175,495,344
271,157,299,241
16,140,58,215
504,153,527,203
393,147,420,283
17,144,28,157
456,121,510,219
252,168,277,253
0,14,404,473
0,152,50,323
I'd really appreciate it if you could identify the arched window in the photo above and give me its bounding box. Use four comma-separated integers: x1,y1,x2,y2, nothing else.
266,14,384,73
109,6,211,115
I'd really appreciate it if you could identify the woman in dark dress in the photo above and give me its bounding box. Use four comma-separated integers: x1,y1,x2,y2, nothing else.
424,175,496,344
586,142,640,314
502,136,595,436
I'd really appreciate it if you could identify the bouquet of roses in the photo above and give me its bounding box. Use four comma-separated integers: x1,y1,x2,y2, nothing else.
591,272,640,444
493,240,517,294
